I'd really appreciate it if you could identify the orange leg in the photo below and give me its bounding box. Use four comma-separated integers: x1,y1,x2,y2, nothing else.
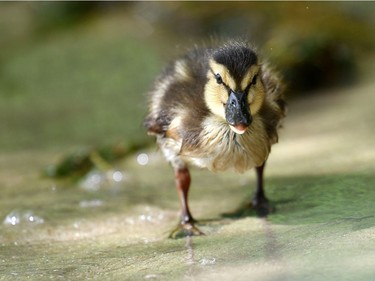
169,167,204,238
175,167,195,224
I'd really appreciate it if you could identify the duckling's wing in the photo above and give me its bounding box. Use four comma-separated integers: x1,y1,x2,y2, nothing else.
144,48,210,138
258,63,287,144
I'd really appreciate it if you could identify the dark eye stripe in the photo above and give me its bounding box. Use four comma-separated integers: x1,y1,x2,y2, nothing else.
245,74,258,93
251,74,258,86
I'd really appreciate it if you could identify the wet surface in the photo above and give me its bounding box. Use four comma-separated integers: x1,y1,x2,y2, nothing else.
1,77,375,280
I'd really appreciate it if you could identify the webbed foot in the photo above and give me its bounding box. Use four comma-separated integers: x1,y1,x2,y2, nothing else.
169,222,205,239
251,196,275,217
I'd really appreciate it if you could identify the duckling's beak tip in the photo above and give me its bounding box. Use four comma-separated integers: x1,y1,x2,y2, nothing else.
229,124,248,134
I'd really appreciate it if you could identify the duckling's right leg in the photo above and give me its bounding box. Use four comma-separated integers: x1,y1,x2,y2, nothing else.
175,167,194,224
169,163,204,239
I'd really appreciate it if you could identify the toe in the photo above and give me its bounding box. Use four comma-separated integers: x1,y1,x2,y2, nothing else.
169,223,205,239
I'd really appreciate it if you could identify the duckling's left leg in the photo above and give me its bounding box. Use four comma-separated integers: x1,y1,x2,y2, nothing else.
169,165,204,239
252,162,273,216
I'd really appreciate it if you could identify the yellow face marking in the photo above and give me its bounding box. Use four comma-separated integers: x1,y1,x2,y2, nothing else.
204,60,233,120
240,65,260,90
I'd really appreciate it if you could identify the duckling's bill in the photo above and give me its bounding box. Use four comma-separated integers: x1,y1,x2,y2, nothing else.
225,90,252,134
230,124,248,134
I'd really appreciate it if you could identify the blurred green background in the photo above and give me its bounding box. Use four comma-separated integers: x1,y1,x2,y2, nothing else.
0,2,374,153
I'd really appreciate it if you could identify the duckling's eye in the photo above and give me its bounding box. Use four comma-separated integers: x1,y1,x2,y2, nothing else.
215,73,223,85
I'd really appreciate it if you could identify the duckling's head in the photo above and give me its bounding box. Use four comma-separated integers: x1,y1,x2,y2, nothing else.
204,42,265,134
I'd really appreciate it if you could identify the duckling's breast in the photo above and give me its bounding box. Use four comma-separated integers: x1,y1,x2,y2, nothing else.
181,116,271,173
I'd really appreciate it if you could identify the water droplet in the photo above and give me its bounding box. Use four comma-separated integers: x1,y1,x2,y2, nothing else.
80,169,129,191
3,210,44,226
144,274,158,279
137,153,149,166
139,214,149,221
24,211,44,224
112,171,124,182
5,212,20,226
79,170,106,191
199,257,216,265
133,207,166,224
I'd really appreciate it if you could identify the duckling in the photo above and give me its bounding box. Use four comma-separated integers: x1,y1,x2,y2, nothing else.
144,40,286,238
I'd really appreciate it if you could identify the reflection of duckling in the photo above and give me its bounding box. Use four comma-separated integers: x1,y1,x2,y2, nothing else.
144,40,286,238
